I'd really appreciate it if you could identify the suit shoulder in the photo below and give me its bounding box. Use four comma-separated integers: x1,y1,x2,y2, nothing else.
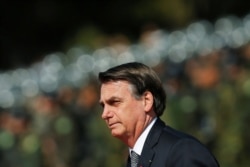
161,125,199,143
147,119,206,149
160,126,219,166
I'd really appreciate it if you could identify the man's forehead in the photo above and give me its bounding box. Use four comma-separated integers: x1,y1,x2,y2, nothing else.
100,81,132,97
101,80,131,89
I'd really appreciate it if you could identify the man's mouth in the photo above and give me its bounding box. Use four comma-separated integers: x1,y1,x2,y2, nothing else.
108,122,118,128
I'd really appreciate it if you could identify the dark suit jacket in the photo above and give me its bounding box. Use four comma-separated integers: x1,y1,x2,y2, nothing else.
127,118,219,167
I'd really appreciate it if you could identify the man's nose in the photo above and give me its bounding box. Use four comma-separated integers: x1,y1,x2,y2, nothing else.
101,106,112,120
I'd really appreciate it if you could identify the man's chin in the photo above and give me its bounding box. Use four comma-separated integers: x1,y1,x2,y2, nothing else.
111,132,120,137
111,130,122,138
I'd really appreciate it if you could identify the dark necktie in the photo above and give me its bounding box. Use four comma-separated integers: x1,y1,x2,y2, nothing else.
130,151,140,167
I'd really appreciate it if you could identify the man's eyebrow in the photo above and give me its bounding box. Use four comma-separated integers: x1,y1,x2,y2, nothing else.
107,96,121,102
99,96,121,105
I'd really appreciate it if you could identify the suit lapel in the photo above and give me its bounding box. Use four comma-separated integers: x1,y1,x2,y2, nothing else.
138,119,166,167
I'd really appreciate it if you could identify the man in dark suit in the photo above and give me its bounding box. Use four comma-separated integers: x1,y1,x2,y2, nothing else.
98,62,219,167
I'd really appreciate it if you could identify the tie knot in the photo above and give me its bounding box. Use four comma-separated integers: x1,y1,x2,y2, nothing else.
130,151,140,167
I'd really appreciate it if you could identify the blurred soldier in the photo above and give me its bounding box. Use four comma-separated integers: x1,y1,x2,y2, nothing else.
30,92,76,167
0,107,42,167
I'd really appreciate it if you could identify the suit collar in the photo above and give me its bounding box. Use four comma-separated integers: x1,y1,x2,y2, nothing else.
138,118,166,167
145,118,166,147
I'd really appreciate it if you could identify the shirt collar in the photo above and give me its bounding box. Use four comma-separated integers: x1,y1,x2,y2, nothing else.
129,117,157,156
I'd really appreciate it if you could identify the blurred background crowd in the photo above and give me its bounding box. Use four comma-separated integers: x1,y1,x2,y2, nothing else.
1,1,250,167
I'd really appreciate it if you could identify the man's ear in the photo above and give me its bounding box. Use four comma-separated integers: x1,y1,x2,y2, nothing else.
143,91,154,113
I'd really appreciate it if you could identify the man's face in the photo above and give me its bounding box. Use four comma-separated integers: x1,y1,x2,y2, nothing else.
99,80,146,140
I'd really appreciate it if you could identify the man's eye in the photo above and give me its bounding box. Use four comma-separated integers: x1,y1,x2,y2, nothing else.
111,100,120,106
